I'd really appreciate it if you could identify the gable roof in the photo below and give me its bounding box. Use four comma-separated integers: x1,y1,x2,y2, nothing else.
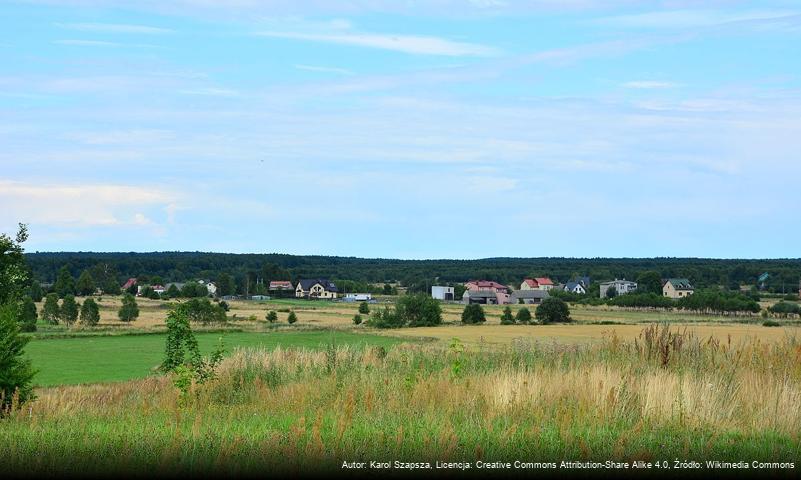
297,278,338,292
565,281,583,291
467,280,508,290
269,280,293,289
534,277,553,285
523,278,538,287
666,278,693,290
511,290,550,300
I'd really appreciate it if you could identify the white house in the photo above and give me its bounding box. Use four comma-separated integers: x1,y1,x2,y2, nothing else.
344,293,372,302
564,281,586,295
599,279,637,298
431,286,455,301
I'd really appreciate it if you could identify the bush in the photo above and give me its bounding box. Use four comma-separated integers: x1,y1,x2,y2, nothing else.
287,311,298,324
607,293,674,309
266,310,278,323
763,320,781,327
358,301,370,314
461,304,486,324
183,298,226,324
218,300,230,312
500,306,515,325
59,294,79,326
366,306,404,329
41,293,59,325
769,301,801,316
353,314,362,325
18,296,37,332
118,293,140,322
79,298,100,326
396,294,442,327
515,307,532,324
535,297,571,324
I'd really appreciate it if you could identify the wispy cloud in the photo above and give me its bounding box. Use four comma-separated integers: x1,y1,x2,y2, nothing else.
622,80,682,89
179,87,241,97
593,9,801,29
55,22,173,34
54,39,160,48
294,64,353,76
255,30,500,56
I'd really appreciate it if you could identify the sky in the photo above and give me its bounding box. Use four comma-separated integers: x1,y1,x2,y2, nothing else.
1,1,800,259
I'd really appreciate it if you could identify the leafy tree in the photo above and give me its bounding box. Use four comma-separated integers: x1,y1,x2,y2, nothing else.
118,293,140,322
605,285,618,298
125,282,139,296
79,298,100,326
53,265,75,298
366,306,404,328
75,269,96,296
0,224,29,306
500,306,515,325
42,293,60,325
59,294,79,326
395,293,442,327
453,283,467,301
181,282,208,298
217,273,236,297
218,300,230,312
183,298,226,324
160,303,224,385
266,310,278,323
636,271,662,295
515,307,532,324
535,297,571,324
353,314,362,325
28,281,44,303
0,304,37,410
287,311,298,324
461,303,486,324
359,301,370,314
18,296,37,332
164,284,180,299
382,284,393,295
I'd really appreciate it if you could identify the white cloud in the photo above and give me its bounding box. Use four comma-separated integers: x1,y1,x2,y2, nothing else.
294,64,353,76
0,181,179,228
622,80,682,89
62,129,175,145
55,39,121,47
594,9,801,29
255,31,500,56
56,22,173,34
179,87,241,97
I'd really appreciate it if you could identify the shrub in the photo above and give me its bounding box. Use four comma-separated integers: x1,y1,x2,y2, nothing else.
0,304,36,410
515,307,532,324
763,320,781,327
353,314,362,325
79,298,100,326
183,298,226,324
769,301,801,316
461,304,486,324
396,294,442,327
358,301,370,314
500,306,515,325
366,306,404,329
18,296,37,332
287,311,298,324
218,300,230,312
41,293,59,325
118,293,140,322
535,297,571,324
266,310,278,323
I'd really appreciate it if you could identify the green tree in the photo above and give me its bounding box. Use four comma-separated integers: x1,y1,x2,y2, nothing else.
18,296,37,332
75,269,96,296
535,297,571,324
59,294,79,325
79,298,100,326
42,293,60,325
287,311,298,324
461,303,486,324
453,283,467,301
182,298,226,324
28,281,44,303
353,313,362,325
500,306,515,325
515,307,532,324
382,284,393,295
396,293,442,327
0,224,29,306
0,304,37,410
366,306,404,329
217,273,236,297
53,265,75,298
164,284,180,299
160,303,224,385
636,271,662,295
359,301,370,314
605,285,618,299
118,293,140,322
266,310,278,323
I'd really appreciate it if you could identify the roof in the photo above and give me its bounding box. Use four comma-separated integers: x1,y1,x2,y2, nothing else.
565,281,583,291
523,278,538,288
511,290,550,299
467,280,508,291
121,278,137,289
269,280,293,289
297,278,338,292
600,279,637,286
534,277,553,285
666,278,694,290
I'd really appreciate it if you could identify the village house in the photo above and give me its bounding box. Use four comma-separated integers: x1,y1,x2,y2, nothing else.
663,278,694,299
268,280,293,292
121,278,137,291
343,293,372,302
520,277,554,291
295,279,338,299
600,279,638,298
510,289,550,305
463,280,510,304
431,285,455,301
564,281,586,295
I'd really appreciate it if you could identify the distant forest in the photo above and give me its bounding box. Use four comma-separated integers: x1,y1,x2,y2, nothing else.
24,252,801,295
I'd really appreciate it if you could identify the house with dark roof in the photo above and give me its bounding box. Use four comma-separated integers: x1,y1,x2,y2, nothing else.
663,278,694,299
295,279,338,299
510,289,550,305
564,281,586,295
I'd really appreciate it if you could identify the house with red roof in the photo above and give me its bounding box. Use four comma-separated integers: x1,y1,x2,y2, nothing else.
463,280,511,305
121,278,137,291
520,277,554,292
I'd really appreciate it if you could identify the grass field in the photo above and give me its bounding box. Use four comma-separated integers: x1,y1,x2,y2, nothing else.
25,330,407,387
3,325,799,475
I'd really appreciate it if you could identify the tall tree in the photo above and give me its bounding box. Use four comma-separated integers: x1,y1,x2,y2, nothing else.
461,303,486,324
75,269,96,296
53,265,75,298
59,294,79,326
79,298,101,326
118,294,139,322
42,293,60,325
0,224,36,409
636,271,662,295
535,298,571,324
28,281,44,303
18,296,37,332
500,306,515,325
217,272,235,297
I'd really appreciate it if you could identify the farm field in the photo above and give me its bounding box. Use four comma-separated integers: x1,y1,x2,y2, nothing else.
3,326,800,476
25,330,407,387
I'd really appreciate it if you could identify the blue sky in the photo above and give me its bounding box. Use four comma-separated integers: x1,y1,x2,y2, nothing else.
1,1,799,258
